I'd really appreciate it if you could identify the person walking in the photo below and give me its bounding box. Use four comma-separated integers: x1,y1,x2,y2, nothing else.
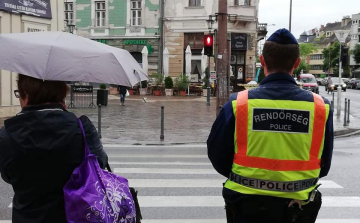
327,76,333,94
207,29,334,223
118,85,127,106
0,74,108,223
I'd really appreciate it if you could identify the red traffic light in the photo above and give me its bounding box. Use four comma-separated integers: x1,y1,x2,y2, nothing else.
205,35,213,46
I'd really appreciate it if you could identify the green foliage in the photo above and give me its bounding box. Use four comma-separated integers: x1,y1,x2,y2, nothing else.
99,84,107,89
164,76,173,89
353,44,360,64
174,74,190,90
141,80,148,88
293,60,310,75
151,72,164,86
299,43,318,58
323,42,340,72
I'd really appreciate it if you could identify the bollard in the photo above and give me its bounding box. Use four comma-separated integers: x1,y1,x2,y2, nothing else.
160,106,164,141
347,99,351,125
332,92,335,108
98,104,102,138
344,98,347,127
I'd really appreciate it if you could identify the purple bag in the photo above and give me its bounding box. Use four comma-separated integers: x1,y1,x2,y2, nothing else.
64,119,136,223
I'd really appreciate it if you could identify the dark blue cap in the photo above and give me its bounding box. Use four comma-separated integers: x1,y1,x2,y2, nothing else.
267,28,298,45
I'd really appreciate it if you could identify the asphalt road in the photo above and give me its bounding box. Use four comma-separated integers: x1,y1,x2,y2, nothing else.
0,136,360,222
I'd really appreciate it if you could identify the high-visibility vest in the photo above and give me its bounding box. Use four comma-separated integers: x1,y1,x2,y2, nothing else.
224,90,330,201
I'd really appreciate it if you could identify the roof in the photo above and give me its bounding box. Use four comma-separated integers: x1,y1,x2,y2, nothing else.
323,22,342,32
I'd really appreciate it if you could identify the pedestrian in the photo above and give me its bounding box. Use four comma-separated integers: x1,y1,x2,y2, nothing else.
327,76,333,94
207,29,334,223
118,85,127,106
0,74,108,223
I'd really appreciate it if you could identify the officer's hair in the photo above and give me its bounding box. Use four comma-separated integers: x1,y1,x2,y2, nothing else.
17,74,69,106
262,41,300,73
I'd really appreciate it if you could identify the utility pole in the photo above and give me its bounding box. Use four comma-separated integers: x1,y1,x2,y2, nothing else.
289,0,292,32
216,0,228,116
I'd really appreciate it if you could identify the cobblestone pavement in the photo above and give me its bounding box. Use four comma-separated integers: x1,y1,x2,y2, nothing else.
71,95,217,144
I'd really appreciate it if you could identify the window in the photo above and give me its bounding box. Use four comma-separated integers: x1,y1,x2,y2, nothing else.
235,0,251,6
64,2,74,24
310,54,323,60
326,31,331,37
353,20,359,25
353,35,358,40
310,65,323,70
189,0,201,7
95,1,106,27
131,0,142,26
244,0,251,6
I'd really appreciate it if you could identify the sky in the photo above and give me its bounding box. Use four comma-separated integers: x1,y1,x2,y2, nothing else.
259,0,360,40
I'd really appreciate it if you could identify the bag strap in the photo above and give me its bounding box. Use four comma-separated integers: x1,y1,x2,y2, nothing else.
106,163,112,172
77,118,91,157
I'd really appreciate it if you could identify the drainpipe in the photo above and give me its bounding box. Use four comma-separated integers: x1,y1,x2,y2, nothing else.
158,0,165,74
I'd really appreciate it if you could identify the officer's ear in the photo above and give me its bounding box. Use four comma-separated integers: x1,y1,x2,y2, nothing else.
260,55,266,67
293,58,302,69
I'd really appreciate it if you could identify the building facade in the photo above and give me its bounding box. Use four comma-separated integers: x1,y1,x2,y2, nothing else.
163,0,260,83
0,0,64,117
68,0,161,75
350,13,360,66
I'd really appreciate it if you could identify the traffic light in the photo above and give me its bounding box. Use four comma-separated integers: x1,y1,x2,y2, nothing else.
204,34,214,56
341,45,349,65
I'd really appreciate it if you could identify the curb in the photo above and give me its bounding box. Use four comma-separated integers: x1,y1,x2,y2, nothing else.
334,129,360,138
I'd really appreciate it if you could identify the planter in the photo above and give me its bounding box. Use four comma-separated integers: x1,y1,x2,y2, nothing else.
203,89,208,97
128,89,134,95
96,89,108,106
165,89,173,96
140,88,147,95
180,90,186,97
153,90,162,96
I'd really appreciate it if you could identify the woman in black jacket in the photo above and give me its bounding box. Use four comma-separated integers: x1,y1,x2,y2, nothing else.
118,85,127,106
0,74,108,223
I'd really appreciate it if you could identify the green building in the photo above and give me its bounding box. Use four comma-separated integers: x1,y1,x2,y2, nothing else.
64,0,161,74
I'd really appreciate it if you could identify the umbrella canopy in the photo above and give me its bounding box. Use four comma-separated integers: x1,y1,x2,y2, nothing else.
141,46,148,75
0,32,148,87
185,45,192,79
201,48,207,79
163,47,169,77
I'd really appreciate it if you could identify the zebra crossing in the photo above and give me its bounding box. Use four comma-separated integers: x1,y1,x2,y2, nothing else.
2,143,360,223
105,144,360,223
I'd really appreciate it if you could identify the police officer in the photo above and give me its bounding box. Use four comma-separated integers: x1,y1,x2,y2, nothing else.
207,29,333,223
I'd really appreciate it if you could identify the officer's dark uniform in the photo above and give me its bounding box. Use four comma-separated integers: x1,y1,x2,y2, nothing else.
207,29,334,223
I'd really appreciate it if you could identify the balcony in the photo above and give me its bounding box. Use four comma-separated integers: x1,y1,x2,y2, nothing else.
257,23,268,41
228,3,256,22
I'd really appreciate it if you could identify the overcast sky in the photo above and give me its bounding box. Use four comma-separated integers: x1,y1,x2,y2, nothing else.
259,0,360,40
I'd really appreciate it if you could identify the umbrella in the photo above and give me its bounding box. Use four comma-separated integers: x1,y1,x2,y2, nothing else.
0,32,148,87
185,45,192,79
201,48,207,79
163,47,169,77
141,46,148,75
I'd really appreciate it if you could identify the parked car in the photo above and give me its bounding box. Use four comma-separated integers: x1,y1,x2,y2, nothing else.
348,78,360,89
357,82,360,90
316,78,326,86
327,78,347,92
299,74,319,94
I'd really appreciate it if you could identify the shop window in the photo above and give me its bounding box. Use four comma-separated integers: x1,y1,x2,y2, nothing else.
131,0,142,26
184,33,204,49
189,0,201,7
64,2,74,24
95,1,106,27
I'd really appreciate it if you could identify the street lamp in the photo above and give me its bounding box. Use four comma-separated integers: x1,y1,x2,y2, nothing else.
65,19,76,34
206,18,215,31
334,30,350,118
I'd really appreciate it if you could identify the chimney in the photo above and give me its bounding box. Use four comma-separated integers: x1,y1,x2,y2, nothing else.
312,29,316,34
320,25,324,30
342,16,351,26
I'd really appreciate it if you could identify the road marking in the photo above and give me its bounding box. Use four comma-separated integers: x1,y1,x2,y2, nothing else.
104,144,206,148
109,161,212,166
109,154,208,158
140,220,360,223
0,221,11,223
127,179,342,188
137,196,360,207
114,168,217,174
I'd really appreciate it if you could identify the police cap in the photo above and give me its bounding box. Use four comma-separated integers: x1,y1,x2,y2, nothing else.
267,29,298,45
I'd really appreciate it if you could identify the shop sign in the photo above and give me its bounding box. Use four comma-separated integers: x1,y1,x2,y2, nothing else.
0,0,52,19
124,40,147,45
24,23,48,32
72,85,93,93
231,33,247,50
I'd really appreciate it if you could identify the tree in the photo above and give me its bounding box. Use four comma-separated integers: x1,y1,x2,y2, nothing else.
299,43,318,58
294,60,310,75
353,44,360,64
323,42,340,73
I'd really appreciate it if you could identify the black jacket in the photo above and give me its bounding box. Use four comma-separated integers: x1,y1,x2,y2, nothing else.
118,85,127,95
0,104,108,223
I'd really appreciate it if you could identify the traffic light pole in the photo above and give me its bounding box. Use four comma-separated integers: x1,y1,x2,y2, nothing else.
216,0,229,116
337,43,342,119
207,55,211,106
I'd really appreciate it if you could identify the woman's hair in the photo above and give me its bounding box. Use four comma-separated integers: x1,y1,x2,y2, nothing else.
17,74,69,105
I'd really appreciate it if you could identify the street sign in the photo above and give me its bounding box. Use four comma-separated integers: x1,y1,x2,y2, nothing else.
334,30,350,43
